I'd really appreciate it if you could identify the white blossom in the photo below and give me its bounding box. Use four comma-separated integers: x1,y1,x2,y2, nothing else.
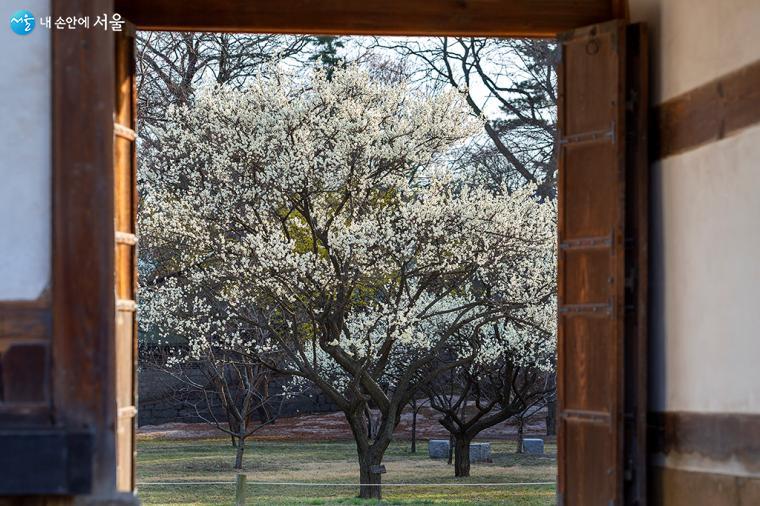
139,63,556,402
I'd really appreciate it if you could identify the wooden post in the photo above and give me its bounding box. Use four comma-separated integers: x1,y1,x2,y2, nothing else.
235,473,246,506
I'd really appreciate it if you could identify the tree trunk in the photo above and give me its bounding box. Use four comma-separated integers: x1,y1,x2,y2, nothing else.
234,437,246,470
410,401,417,453
357,450,383,500
229,411,240,447
447,432,455,465
346,410,387,500
234,422,247,470
365,405,374,441
516,416,525,454
453,434,472,477
546,399,557,436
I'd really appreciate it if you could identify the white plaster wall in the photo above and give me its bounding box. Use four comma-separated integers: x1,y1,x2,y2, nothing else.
0,0,51,301
630,0,760,102
628,0,760,414
649,124,760,414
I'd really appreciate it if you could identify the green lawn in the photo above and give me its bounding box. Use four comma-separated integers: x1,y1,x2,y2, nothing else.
137,438,556,505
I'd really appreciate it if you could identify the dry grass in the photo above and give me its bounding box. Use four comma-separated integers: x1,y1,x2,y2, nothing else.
137,438,556,505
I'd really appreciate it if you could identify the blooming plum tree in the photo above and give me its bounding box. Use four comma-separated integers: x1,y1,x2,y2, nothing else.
425,320,556,477
139,64,556,499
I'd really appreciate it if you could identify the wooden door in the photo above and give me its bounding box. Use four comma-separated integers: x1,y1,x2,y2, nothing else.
114,24,138,493
556,20,648,506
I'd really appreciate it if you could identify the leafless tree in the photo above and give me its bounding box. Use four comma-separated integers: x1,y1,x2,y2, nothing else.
373,37,559,197
407,397,429,453
140,314,300,469
136,31,312,135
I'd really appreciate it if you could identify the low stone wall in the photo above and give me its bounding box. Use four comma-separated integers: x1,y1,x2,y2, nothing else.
137,366,338,427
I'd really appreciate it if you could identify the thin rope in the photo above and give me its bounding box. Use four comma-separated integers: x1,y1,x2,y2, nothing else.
138,481,555,487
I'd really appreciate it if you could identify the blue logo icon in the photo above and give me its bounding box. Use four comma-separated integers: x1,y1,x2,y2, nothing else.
10,10,35,35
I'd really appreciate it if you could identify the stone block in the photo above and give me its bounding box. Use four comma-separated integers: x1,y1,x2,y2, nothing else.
470,442,492,462
428,439,450,459
429,440,492,462
522,438,544,454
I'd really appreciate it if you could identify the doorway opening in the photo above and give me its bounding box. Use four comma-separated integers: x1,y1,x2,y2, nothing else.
50,3,646,505
134,32,560,504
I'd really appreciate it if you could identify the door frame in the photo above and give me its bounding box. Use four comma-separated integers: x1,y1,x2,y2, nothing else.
51,0,633,501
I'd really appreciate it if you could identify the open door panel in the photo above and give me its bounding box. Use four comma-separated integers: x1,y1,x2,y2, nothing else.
114,22,138,493
556,20,647,506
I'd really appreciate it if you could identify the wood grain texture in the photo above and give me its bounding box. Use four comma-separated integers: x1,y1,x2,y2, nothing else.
52,0,117,500
0,302,50,342
649,411,760,473
0,277,53,427
113,25,138,492
556,19,627,506
115,0,615,36
43,0,631,502
653,58,760,160
649,465,760,506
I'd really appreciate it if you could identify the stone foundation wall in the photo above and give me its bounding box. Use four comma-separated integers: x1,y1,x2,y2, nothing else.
137,366,338,427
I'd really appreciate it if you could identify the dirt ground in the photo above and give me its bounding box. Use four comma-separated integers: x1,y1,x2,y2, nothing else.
137,405,551,442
